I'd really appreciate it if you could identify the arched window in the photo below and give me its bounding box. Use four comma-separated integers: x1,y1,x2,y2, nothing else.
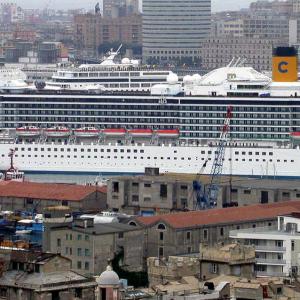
157,223,166,230
129,221,137,227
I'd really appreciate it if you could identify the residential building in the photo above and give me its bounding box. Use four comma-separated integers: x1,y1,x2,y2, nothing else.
147,243,255,286
103,0,139,17
0,181,107,213
133,201,300,258
74,13,142,54
0,250,97,299
230,213,300,277
200,37,277,72
199,243,255,280
46,218,144,276
142,0,211,63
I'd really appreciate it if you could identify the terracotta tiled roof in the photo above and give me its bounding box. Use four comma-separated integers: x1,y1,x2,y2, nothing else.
136,201,300,229
0,181,106,202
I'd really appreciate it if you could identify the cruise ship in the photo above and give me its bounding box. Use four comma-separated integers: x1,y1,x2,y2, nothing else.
0,47,300,178
45,45,173,92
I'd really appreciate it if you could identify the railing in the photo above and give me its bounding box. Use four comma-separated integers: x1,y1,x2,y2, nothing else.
255,245,286,252
256,271,286,277
256,258,286,265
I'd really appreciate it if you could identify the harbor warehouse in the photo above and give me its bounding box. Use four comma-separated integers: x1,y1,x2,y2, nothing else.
0,181,107,213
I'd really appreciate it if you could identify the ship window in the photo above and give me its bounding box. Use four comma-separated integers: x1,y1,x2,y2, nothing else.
201,151,205,154
127,150,131,153
87,149,91,152
277,159,280,162
107,149,111,152
81,149,84,152
34,155,38,158
67,149,70,152
242,152,246,155
54,148,57,152
74,149,77,152
28,148,31,151
114,149,117,153
81,156,84,158
60,149,64,152
48,155,51,158
249,152,252,155
121,149,124,153
61,155,64,158
101,149,104,152
256,159,259,162
41,148,44,151
28,155,31,158
34,148,38,151
94,149,97,152
74,155,77,158
21,148,25,151
140,150,144,153
291,160,294,163
235,151,239,155
262,152,266,155
255,152,259,155
284,160,287,162
154,157,157,160
269,152,273,156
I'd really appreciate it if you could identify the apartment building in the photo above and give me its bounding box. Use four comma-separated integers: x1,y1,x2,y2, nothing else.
74,13,142,53
230,213,300,277
200,37,277,71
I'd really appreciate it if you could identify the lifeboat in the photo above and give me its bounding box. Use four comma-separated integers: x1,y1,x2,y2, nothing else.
156,129,180,138
128,129,153,137
16,126,40,137
290,132,300,140
102,128,127,137
44,126,71,138
74,127,100,138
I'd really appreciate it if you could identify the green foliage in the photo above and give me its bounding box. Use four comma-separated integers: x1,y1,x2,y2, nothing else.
111,250,148,288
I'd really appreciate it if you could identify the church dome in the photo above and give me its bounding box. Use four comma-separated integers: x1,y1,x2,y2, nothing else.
96,265,120,286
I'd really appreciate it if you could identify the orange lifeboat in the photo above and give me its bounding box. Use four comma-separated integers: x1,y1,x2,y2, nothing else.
45,126,71,138
102,129,127,137
16,126,40,137
74,127,100,138
128,129,153,137
290,132,300,140
156,129,180,138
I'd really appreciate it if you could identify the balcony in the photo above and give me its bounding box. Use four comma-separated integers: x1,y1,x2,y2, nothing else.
256,271,287,277
255,246,286,252
256,258,286,265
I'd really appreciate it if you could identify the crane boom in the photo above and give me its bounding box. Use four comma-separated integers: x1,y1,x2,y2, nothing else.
206,106,233,207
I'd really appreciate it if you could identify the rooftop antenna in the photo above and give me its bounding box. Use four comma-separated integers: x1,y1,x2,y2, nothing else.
233,57,241,67
227,57,235,68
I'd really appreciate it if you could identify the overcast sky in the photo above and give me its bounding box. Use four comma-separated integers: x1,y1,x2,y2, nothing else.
8,0,253,12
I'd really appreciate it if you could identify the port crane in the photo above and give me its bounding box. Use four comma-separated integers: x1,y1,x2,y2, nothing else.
193,106,233,210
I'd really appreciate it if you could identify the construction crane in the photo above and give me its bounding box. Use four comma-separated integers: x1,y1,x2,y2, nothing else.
192,106,233,210
206,105,233,208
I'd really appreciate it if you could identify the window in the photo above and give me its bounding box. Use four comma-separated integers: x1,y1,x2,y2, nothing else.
282,192,290,198
144,197,151,201
85,262,89,270
57,238,61,247
187,247,192,253
132,195,139,202
275,240,283,247
220,227,224,236
112,182,119,193
157,223,166,230
292,240,295,251
159,247,164,257
118,232,124,239
85,249,90,256
26,198,33,205
85,235,89,241
159,231,164,241
203,229,208,240
144,183,151,188
77,234,82,241
132,182,139,187
62,200,68,206
160,184,168,197
181,185,188,190
211,263,218,274
77,261,82,269
244,190,251,195
186,231,191,241
77,248,82,256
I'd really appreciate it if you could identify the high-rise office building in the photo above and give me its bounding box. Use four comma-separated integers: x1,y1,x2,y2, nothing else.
142,0,211,64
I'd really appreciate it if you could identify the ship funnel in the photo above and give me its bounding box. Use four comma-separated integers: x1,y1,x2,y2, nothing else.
272,47,298,82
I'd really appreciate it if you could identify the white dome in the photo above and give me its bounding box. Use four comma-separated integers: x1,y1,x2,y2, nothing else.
122,58,130,64
96,265,120,286
167,73,179,85
192,74,202,82
183,75,193,84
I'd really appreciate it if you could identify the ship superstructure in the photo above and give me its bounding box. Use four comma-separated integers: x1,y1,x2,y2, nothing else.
0,47,298,177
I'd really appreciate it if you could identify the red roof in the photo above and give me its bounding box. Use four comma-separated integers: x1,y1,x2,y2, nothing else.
136,201,300,229
0,181,106,202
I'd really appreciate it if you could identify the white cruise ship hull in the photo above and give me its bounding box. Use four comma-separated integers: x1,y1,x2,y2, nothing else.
0,143,299,178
